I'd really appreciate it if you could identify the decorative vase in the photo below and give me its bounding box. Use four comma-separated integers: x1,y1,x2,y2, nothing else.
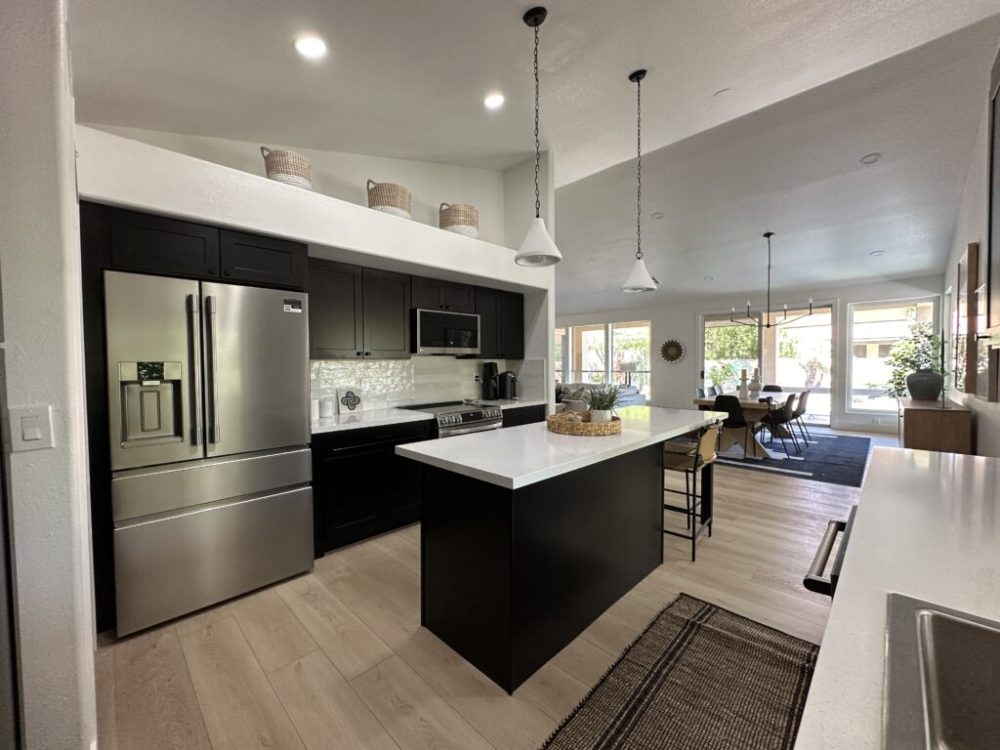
738,369,749,400
905,369,944,401
590,409,612,423
749,368,762,398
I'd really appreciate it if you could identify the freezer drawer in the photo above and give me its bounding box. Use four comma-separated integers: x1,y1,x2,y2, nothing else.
111,447,311,522
114,486,313,635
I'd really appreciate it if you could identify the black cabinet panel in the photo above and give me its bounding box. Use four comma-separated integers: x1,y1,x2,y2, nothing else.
363,268,411,358
312,421,432,553
111,209,220,279
499,291,525,360
412,277,475,313
502,405,546,428
475,288,524,359
220,230,307,290
309,259,364,359
475,287,501,358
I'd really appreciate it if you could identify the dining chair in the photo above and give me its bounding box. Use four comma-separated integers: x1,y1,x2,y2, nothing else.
760,393,800,456
696,387,705,398
663,422,719,561
792,389,812,443
713,394,754,458
762,384,783,392
707,385,719,396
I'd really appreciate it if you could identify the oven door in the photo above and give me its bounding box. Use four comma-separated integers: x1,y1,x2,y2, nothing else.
414,309,480,355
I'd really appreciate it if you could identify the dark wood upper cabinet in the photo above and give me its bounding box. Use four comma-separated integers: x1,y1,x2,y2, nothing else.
363,268,411,358
475,287,524,359
111,209,220,279
499,291,525,360
475,287,501,358
411,276,475,313
220,230,307,290
308,259,364,359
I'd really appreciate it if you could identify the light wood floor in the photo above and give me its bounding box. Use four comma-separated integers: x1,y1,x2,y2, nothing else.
96,465,860,750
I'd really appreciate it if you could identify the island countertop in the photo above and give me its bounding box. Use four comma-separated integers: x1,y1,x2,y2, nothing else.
396,405,724,489
795,447,1000,748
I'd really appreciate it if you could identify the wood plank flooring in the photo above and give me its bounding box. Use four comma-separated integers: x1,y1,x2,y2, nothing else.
97,464,860,749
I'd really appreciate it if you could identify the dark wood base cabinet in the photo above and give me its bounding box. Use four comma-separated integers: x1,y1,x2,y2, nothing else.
420,444,664,693
311,421,432,556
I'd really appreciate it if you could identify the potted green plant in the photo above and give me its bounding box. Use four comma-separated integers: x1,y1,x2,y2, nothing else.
584,385,624,423
885,322,943,400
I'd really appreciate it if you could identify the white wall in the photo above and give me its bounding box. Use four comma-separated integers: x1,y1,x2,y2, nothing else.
503,151,554,249
0,0,97,747
89,124,509,246
943,100,999,454
557,275,943,431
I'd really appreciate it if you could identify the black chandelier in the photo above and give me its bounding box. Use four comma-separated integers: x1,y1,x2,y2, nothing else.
729,232,813,330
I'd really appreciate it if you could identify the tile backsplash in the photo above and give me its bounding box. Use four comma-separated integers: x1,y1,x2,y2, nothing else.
310,357,547,410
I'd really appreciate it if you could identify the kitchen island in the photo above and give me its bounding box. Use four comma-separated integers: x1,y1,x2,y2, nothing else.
397,405,723,692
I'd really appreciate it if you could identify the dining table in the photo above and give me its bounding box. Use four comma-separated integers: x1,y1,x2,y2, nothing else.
693,392,801,460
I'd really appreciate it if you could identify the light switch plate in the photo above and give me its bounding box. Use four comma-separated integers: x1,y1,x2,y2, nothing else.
9,405,54,452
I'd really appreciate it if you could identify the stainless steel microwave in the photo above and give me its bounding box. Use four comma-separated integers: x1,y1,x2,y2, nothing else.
413,308,480,355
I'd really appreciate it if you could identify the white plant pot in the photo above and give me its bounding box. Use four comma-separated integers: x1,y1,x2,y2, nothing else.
590,409,612,423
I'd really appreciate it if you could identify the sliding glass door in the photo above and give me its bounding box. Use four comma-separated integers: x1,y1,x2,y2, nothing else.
702,306,833,425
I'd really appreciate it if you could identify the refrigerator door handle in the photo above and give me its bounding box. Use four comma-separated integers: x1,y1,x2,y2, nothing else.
187,294,203,445
206,295,221,443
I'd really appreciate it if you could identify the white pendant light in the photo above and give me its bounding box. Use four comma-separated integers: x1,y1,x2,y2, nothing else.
621,69,658,293
515,7,562,267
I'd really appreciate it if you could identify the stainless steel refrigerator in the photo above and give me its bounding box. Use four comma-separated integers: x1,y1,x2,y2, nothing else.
105,271,312,635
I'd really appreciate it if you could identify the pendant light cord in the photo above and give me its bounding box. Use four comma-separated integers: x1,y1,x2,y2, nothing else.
533,24,541,219
635,74,642,260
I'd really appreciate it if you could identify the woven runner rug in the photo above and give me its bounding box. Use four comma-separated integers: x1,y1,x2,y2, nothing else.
541,594,818,750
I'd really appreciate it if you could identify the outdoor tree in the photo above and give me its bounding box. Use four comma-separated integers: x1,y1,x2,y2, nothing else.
704,325,758,360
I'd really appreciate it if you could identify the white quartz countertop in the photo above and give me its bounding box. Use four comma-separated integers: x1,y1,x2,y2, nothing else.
311,400,549,435
795,447,1000,748
311,408,434,434
395,405,724,489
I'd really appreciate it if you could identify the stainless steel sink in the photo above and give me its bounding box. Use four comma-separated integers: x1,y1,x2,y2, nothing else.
884,593,1000,749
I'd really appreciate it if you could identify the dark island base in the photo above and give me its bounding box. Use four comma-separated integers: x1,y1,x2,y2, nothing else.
421,443,666,693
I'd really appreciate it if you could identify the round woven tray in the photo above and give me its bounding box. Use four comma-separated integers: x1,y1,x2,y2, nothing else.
546,413,623,436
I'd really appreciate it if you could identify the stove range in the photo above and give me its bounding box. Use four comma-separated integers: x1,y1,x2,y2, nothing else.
400,400,503,438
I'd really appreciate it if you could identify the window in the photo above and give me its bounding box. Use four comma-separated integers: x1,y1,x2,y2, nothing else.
848,299,936,412
554,327,566,383
702,315,759,393
612,321,651,397
559,321,651,401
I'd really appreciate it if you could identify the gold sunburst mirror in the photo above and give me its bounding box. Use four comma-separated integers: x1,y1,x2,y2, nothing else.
660,339,684,363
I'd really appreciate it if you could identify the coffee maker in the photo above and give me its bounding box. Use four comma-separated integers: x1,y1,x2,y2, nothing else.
481,362,499,400
497,370,518,400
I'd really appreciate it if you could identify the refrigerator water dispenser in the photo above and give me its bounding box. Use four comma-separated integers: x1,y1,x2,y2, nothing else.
117,361,184,448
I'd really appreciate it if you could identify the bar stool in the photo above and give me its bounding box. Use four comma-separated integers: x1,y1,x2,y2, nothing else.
663,423,720,561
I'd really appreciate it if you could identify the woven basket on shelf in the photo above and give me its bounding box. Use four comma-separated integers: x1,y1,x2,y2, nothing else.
439,203,480,238
260,146,312,190
366,179,412,218
546,413,623,436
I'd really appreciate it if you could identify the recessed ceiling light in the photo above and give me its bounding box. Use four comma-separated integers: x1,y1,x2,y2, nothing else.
294,35,327,60
870,250,885,257
484,92,505,110
704,275,715,282
860,152,881,165
651,212,665,220
712,87,732,98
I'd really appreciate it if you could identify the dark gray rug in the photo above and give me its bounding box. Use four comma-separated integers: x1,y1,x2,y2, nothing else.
716,434,871,487
540,594,818,750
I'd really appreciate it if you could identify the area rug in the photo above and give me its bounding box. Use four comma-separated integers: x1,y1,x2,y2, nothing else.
716,434,871,487
540,594,817,750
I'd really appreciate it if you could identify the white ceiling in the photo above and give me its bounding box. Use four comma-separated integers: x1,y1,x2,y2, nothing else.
69,2,1000,317
70,0,1000,186
554,17,1000,314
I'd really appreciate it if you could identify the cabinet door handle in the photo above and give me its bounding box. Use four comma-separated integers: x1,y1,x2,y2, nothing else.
356,351,362,356
365,351,372,357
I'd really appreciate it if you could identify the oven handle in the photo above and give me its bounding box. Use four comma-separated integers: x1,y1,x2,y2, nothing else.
439,422,503,438
803,505,857,597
